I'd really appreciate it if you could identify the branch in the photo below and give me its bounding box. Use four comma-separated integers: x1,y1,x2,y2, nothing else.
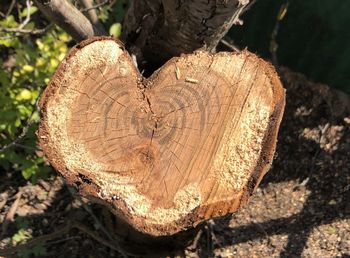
80,0,110,12
78,0,106,35
33,0,105,42
0,23,53,36
5,0,16,18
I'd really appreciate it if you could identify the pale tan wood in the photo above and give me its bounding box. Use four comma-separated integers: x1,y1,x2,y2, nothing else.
38,37,285,236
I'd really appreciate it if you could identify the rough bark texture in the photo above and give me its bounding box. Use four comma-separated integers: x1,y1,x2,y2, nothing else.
38,37,285,236
122,0,251,70
34,0,104,42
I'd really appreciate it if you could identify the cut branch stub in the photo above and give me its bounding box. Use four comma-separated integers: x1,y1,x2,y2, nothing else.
38,37,285,236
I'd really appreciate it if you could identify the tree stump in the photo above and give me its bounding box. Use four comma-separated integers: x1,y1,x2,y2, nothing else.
38,37,285,236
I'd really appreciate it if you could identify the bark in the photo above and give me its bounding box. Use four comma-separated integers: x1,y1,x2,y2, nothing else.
34,0,104,42
122,0,251,70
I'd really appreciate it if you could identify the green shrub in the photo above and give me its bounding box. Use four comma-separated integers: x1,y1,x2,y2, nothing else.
0,12,70,182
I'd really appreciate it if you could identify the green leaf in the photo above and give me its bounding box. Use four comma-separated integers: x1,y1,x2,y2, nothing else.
11,228,32,244
20,6,38,17
22,167,34,180
109,23,122,38
0,13,66,182
16,89,32,100
0,15,18,27
0,38,19,47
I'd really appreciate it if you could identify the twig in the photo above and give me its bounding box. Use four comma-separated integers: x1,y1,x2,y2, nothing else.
44,236,81,245
187,229,203,251
78,0,106,35
220,38,240,52
1,190,22,237
270,1,289,68
80,0,110,12
18,0,32,30
5,0,16,18
0,23,53,36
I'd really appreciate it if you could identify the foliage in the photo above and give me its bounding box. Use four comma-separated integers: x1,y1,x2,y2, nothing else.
11,228,32,245
0,10,70,182
11,217,47,257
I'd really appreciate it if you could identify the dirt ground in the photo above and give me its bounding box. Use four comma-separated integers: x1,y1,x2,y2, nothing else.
0,67,349,257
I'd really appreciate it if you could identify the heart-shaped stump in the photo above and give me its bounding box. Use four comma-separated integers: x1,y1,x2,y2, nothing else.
38,37,285,236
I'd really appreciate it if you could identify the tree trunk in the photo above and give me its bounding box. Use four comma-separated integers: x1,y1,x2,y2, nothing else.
122,0,251,71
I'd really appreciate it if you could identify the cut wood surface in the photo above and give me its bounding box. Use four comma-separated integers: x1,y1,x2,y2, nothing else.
38,37,285,236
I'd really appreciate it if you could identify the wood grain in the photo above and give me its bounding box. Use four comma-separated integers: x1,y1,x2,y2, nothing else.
38,37,285,236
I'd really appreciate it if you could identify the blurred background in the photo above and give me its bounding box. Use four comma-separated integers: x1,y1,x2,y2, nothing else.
230,0,350,94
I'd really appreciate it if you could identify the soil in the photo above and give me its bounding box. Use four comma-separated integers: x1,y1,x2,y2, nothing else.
0,67,349,258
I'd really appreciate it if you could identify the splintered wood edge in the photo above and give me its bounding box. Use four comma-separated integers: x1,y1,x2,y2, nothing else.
38,37,285,236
